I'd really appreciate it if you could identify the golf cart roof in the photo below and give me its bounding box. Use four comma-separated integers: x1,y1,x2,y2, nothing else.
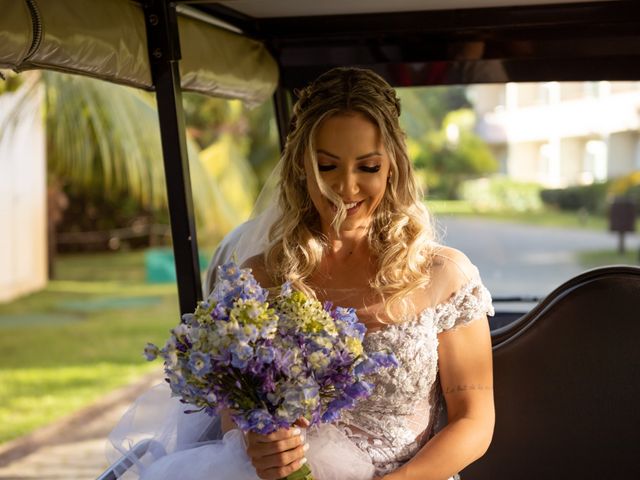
192,0,639,89
2,1,638,102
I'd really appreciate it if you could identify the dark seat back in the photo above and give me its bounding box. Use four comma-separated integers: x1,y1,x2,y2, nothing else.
462,266,640,479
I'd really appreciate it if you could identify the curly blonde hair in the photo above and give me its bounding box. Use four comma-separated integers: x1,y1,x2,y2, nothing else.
265,67,438,322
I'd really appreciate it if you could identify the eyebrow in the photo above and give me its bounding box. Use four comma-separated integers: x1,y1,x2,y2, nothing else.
317,149,382,160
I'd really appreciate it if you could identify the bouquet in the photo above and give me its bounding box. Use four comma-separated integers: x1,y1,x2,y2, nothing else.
144,261,397,480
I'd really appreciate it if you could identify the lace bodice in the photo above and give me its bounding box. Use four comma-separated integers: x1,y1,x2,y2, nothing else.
331,278,494,477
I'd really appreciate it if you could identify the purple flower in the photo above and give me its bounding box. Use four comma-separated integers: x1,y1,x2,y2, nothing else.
188,351,212,376
321,408,340,423
211,303,228,320
281,281,293,297
262,370,276,392
301,379,320,400
321,396,355,422
165,371,187,395
257,345,276,364
371,351,399,368
219,262,242,281
181,313,196,325
242,409,278,435
345,381,372,400
275,348,295,372
143,343,159,361
230,342,253,369
333,307,358,324
354,357,378,376
212,349,231,366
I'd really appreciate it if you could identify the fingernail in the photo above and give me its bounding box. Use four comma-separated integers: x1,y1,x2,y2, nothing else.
303,443,310,452
300,457,308,465
292,427,301,436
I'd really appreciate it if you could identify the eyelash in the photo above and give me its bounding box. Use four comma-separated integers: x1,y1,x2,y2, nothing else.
318,165,381,173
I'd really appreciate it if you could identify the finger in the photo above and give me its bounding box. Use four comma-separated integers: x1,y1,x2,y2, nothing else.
246,435,303,458
256,457,308,480
255,442,307,470
248,426,302,444
294,417,310,428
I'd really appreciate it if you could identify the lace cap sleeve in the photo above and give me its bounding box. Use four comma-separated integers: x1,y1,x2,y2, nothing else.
431,247,494,334
434,279,494,334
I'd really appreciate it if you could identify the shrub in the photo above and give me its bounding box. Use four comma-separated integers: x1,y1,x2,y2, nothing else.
540,182,609,214
460,176,543,212
608,171,640,211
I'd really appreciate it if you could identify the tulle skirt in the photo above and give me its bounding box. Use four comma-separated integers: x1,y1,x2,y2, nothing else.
107,383,375,480
138,424,375,480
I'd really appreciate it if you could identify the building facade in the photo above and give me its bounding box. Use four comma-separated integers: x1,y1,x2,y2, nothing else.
470,81,640,187
0,78,47,302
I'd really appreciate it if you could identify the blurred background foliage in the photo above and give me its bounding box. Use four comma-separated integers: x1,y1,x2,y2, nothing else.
0,70,281,260
398,87,498,199
2,71,638,261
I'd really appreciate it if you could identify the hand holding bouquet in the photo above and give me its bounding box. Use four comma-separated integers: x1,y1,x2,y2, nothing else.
145,261,397,480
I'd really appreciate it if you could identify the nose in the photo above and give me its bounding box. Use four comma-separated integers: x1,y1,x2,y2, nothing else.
333,169,359,197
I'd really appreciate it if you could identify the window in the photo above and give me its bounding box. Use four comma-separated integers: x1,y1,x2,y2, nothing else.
401,81,640,306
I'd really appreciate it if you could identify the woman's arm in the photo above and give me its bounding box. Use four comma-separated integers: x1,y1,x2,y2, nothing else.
383,314,495,480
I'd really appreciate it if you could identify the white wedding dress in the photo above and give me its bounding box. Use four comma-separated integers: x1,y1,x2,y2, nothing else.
107,249,493,480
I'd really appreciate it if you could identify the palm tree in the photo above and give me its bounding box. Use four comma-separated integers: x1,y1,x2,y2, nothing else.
1,70,260,276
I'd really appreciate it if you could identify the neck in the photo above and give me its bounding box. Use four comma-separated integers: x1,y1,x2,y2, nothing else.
323,227,369,259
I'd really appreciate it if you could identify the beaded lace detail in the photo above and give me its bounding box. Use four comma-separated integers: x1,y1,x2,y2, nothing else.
334,280,494,476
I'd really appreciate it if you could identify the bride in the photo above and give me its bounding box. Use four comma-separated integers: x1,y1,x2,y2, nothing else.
108,67,495,480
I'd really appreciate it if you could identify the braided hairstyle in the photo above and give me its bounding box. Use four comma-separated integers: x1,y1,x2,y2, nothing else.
265,67,437,322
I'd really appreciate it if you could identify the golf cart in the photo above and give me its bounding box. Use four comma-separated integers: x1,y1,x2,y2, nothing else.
2,1,639,478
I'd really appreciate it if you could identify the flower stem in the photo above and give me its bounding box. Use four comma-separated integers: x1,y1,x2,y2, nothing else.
282,463,313,480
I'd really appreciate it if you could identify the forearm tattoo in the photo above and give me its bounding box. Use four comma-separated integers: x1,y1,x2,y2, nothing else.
444,384,493,395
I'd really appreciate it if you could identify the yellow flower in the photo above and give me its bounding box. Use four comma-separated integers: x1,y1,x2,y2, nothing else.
345,336,364,357
308,351,330,371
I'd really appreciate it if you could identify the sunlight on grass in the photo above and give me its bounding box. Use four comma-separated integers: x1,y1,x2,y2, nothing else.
426,199,622,231
48,280,175,295
0,250,181,444
427,199,475,215
0,364,157,443
576,249,639,268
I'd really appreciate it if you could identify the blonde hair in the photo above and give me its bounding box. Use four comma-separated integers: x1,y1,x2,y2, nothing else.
265,67,438,322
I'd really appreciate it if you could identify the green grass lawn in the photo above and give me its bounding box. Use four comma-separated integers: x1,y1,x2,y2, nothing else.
427,199,634,231
576,248,640,269
0,251,181,444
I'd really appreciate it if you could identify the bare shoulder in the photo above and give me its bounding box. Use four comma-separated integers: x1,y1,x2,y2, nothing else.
431,245,478,279
429,245,480,301
241,254,274,288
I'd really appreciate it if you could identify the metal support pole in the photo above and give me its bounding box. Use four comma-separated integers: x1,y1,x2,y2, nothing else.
143,0,202,314
618,231,626,254
273,85,292,152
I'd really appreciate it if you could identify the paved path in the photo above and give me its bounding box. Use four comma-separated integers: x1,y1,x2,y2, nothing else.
0,372,162,480
438,217,640,299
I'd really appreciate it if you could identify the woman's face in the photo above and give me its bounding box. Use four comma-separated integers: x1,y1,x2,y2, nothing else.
305,112,391,234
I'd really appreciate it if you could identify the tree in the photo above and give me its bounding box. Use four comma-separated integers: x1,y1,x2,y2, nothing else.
1,70,263,274
413,109,498,199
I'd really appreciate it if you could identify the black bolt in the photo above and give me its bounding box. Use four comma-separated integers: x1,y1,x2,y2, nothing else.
149,14,159,26
153,48,162,59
